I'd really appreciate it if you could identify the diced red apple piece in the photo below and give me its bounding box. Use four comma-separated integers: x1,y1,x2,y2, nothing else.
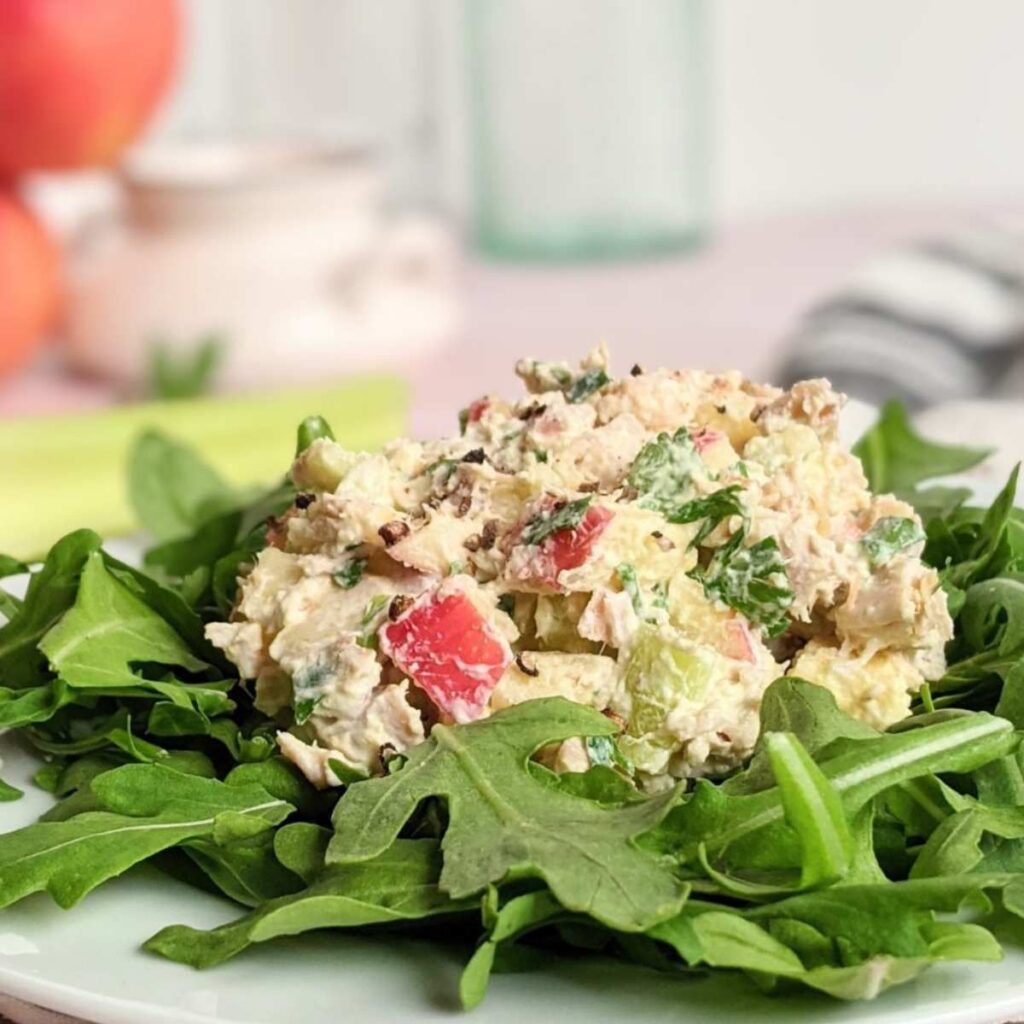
380,590,512,723
691,427,723,453
723,619,756,663
467,398,490,423
519,505,613,587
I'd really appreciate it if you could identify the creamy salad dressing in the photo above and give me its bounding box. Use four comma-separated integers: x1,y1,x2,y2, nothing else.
207,348,953,789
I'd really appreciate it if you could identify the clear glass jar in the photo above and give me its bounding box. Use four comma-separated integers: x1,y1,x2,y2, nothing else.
467,0,710,261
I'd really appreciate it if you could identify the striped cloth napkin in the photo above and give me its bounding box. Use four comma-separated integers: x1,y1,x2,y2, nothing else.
777,224,1024,407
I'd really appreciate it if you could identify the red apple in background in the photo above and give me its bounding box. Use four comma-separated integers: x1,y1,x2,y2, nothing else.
0,192,60,376
0,0,180,175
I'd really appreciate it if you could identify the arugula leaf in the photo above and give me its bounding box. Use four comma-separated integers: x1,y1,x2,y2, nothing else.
144,510,243,579
521,498,592,547
0,681,67,730
650,909,805,977
627,429,702,516
38,552,209,691
146,840,467,968
724,679,878,796
766,732,853,888
939,466,1020,592
128,431,241,542
182,830,304,907
0,763,292,909
941,575,1024,699
854,401,991,494
649,711,1015,869
565,368,610,404
327,698,687,931
861,517,925,569
273,822,331,883
0,778,22,802
0,554,28,576
0,529,101,687
461,889,568,1009
0,589,22,622
693,537,793,638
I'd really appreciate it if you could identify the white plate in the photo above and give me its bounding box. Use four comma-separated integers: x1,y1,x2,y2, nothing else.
2,412,1022,1024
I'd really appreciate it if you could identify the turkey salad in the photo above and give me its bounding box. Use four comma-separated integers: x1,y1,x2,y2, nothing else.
207,347,952,789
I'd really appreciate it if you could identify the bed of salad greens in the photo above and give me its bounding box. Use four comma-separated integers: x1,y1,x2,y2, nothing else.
4,402,1024,1007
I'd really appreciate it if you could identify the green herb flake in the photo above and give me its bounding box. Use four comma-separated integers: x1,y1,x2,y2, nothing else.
861,517,925,569
356,594,392,649
292,664,331,725
566,368,610,404
668,485,746,547
627,429,703,517
693,536,794,637
521,497,592,547
333,557,368,590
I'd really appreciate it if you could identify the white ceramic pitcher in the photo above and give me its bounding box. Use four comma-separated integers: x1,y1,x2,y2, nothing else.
64,142,460,390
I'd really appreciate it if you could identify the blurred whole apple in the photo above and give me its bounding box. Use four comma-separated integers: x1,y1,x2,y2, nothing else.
0,192,60,376
0,0,180,174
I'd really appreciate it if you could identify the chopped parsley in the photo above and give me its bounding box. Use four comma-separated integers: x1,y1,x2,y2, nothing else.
521,497,592,546
861,516,925,569
424,457,459,486
627,428,703,517
566,367,610,403
357,594,392,648
333,556,368,590
293,663,331,724
668,485,746,547
692,535,793,638
617,563,667,623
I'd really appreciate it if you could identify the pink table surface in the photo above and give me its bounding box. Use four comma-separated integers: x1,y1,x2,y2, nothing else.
2,205,1018,439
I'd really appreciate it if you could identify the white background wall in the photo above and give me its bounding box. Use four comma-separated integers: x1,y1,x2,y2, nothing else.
156,1,1024,223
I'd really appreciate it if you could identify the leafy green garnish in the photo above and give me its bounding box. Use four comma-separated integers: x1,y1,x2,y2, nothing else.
520,497,592,546
39,552,210,692
627,429,702,516
566,368,610,403
146,840,466,968
128,431,242,543
693,536,793,638
861,516,926,569
0,764,291,909
292,664,330,725
669,485,746,547
333,557,367,590
854,401,990,496
327,698,687,931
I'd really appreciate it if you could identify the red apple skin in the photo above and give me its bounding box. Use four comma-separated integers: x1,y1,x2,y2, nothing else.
0,192,60,376
0,0,180,174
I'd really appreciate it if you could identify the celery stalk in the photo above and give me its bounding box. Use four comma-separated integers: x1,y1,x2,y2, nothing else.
0,376,408,560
